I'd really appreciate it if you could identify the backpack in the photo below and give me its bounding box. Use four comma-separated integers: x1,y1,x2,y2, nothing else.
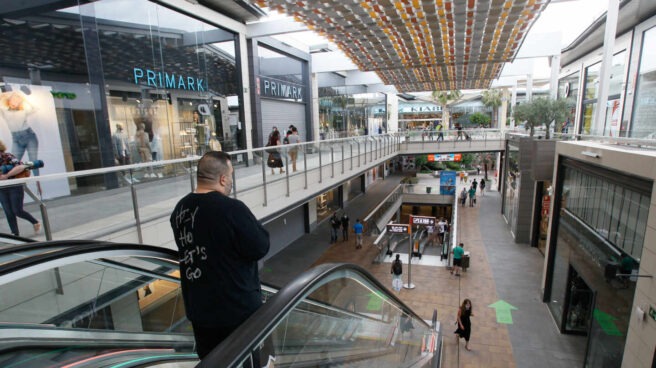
283,136,289,144
392,260,402,275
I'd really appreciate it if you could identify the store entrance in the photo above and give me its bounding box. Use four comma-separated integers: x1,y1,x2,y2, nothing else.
563,266,594,335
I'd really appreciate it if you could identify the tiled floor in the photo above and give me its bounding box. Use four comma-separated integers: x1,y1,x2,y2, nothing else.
310,183,515,367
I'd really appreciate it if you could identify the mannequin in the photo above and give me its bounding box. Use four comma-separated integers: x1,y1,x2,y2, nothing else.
0,91,40,175
209,132,222,152
112,123,130,165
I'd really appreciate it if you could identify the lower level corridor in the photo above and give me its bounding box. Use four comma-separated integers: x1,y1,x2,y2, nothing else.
264,175,587,367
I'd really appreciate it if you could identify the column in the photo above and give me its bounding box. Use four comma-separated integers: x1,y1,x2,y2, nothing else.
500,88,509,130
311,73,320,141
526,74,533,102
550,55,560,100
511,80,518,128
239,32,254,160
386,92,399,132
593,0,620,135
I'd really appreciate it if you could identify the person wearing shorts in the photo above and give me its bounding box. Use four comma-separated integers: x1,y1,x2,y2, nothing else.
451,242,465,276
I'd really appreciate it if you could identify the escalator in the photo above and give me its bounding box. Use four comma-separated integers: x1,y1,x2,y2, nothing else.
0,241,442,367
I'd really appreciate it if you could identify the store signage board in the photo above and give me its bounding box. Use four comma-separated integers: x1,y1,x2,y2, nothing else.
410,215,435,226
427,154,462,162
258,76,305,102
387,224,410,234
399,103,442,113
133,67,206,91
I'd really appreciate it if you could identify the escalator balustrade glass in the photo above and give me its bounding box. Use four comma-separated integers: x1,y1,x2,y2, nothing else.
0,254,196,368
219,267,436,368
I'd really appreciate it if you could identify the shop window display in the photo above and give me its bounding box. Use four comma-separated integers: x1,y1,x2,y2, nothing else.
318,88,386,138
503,146,520,236
547,163,650,366
631,26,656,138
0,0,244,194
316,188,340,222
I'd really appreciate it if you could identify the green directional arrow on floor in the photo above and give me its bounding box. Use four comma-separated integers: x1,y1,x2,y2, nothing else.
594,309,622,336
366,292,388,311
488,300,517,324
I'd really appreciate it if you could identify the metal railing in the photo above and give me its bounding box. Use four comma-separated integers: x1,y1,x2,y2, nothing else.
3,128,646,243
0,133,404,242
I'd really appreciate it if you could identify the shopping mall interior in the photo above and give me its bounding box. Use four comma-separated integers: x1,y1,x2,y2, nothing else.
1,0,656,367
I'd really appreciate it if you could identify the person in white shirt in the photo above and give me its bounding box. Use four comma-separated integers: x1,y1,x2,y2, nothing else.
437,218,448,245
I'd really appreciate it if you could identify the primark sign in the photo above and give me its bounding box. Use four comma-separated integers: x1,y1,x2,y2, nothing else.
258,76,305,102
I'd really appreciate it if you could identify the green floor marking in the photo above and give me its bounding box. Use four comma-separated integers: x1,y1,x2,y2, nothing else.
263,267,272,273
366,292,388,311
488,300,517,324
594,308,622,336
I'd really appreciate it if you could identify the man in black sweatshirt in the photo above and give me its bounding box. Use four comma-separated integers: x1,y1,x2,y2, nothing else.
170,151,269,359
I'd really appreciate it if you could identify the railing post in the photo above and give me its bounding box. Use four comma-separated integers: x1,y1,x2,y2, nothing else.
358,140,362,167
232,170,237,199
23,184,52,241
303,145,308,189
129,169,144,244
319,142,323,183
350,142,353,170
330,146,335,178
261,153,268,206
284,147,290,197
341,144,345,174
188,161,195,192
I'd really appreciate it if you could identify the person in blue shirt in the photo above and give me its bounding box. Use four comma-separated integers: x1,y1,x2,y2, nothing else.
451,242,465,276
353,219,364,249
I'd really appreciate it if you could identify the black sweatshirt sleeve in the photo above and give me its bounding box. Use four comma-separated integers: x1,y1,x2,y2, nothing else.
228,200,270,261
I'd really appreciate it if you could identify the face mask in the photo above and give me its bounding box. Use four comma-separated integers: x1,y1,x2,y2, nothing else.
465,305,470,310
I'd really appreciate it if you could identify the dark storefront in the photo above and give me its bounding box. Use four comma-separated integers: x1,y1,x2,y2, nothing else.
248,38,312,147
545,158,651,367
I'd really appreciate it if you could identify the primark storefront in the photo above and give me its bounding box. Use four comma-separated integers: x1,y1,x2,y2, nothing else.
0,0,245,194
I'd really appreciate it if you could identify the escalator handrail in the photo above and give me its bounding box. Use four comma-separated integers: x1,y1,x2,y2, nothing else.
0,232,35,244
0,240,109,258
0,242,178,280
200,262,432,368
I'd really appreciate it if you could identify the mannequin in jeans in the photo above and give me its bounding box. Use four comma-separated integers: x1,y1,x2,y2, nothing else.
0,91,40,175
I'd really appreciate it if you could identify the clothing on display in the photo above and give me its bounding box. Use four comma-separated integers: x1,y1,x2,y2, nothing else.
0,92,40,175
135,128,152,163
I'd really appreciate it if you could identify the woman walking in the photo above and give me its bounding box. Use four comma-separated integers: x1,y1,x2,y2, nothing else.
0,140,40,236
266,130,284,175
454,299,474,351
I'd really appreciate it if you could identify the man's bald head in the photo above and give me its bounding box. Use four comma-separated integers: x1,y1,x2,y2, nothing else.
197,151,232,194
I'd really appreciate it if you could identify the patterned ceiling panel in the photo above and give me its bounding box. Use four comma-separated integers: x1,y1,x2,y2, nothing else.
253,0,548,92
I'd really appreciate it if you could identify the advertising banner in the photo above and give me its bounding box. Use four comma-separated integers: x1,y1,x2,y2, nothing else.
0,84,71,199
440,171,456,195
427,153,462,162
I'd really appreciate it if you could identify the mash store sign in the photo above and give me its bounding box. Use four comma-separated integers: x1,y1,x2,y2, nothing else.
387,224,410,234
411,215,435,226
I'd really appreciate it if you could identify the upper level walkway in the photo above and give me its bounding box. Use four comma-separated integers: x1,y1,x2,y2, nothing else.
0,129,502,247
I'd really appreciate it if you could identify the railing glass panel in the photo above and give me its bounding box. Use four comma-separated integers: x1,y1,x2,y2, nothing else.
229,268,435,368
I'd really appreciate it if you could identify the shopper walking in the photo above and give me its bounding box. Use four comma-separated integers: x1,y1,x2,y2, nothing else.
451,243,465,276
330,213,340,244
454,299,474,351
341,213,350,242
436,121,444,141
391,254,403,292
169,151,269,360
353,219,364,249
266,130,284,175
459,188,467,207
437,217,447,245
0,141,40,236
468,186,476,207
456,124,464,141
472,179,478,191
480,178,486,196
287,127,301,172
